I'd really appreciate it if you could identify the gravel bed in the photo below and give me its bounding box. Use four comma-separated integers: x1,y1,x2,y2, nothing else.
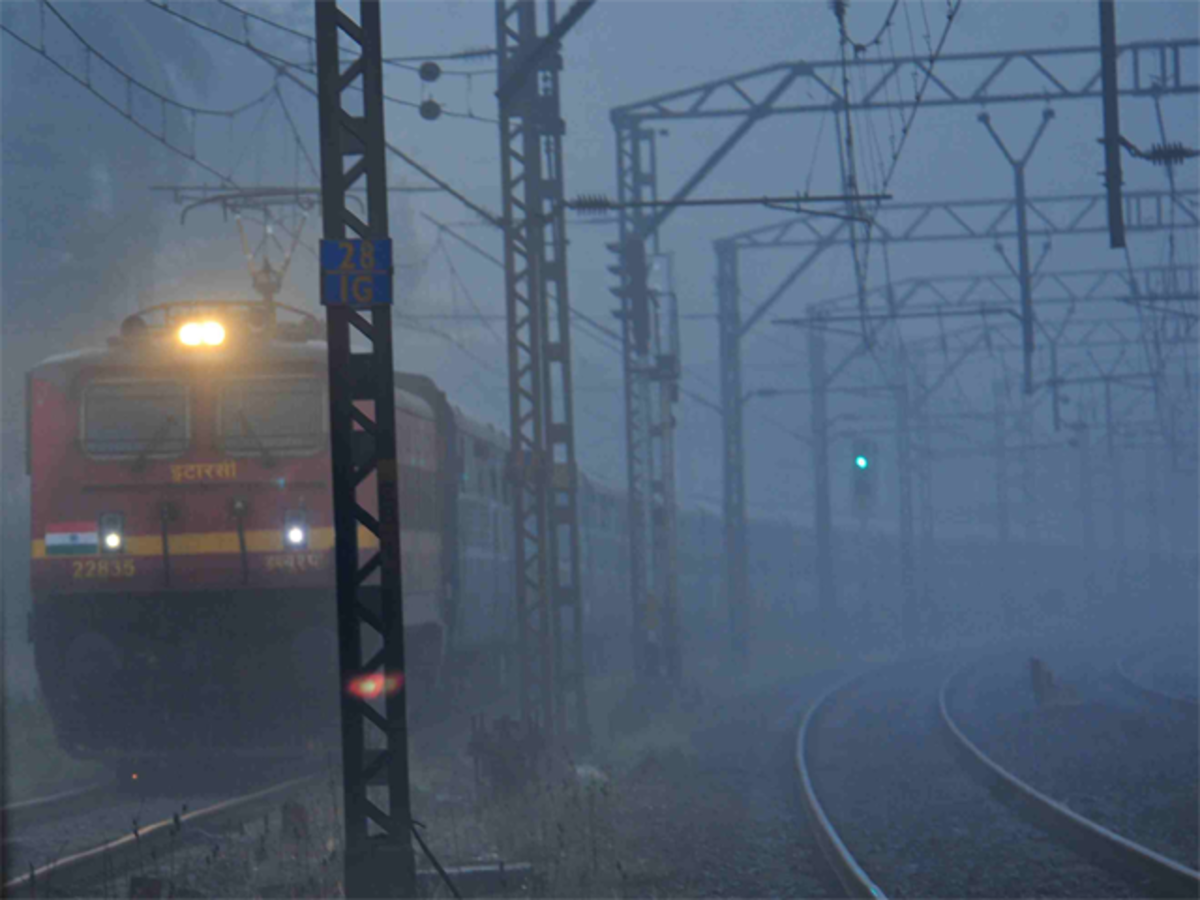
1126,642,1199,703
806,656,1146,898
596,679,841,898
132,676,847,899
948,649,1199,872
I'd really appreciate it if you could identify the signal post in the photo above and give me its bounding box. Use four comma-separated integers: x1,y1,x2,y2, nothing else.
315,2,416,897
496,0,592,743
807,319,835,636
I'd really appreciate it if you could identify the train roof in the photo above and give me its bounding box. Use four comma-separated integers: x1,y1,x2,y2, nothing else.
29,302,617,498
30,337,331,385
30,333,493,442
452,405,507,448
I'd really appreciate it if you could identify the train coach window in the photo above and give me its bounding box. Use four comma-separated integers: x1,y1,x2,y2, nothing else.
218,378,324,456
83,381,189,458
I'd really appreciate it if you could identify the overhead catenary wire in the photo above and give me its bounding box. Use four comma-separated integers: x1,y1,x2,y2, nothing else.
139,0,507,224
0,1,279,187
144,0,496,124
270,65,503,226
1,2,366,309
434,238,506,348
4,0,522,435
420,213,728,418
273,83,321,184
832,0,904,55
821,0,967,370
3,1,349,279
214,0,494,78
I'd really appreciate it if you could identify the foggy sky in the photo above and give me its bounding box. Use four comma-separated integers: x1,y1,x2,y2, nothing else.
2,0,1197,641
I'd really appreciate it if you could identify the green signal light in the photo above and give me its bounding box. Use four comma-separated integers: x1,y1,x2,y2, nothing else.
855,455,869,470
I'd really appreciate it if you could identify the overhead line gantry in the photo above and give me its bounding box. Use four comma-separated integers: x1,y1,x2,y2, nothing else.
495,0,592,745
611,35,1198,660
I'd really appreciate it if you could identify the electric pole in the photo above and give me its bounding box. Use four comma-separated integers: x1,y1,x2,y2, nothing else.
651,254,682,683
496,0,591,744
1099,0,1127,248
979,108,1055,394
716,241,749,662
315,1,416,896
1074,423,1100,601
994,382,1013,627
1145,443,1163,596
1105,382,1129,598
808,318,836,636
894,352,918,646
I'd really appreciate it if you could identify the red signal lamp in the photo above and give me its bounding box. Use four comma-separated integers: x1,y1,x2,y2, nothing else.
346,671,404,700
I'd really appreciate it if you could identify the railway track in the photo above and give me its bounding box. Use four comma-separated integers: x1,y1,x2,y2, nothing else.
3,781,114,833
797,655,1200,898
3,690,513,898
3,774,318,898
1116,644,1199,714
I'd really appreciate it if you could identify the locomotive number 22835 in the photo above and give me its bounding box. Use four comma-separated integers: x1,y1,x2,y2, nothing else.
71,559,137,579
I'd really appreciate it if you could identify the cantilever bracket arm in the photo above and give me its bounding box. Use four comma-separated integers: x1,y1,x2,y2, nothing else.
495,0,595,105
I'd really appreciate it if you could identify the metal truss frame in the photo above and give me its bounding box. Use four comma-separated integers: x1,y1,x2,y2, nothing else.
613,125,659,677
612,35,1196,657
613,40,1198,122
496,0,589,744
315,2,415,895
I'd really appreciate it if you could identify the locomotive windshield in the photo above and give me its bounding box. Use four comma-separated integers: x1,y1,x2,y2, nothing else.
218,377,324,456
82,380,189,458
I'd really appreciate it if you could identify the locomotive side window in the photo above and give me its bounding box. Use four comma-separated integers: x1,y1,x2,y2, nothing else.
82,380,189,458
218,377,324,456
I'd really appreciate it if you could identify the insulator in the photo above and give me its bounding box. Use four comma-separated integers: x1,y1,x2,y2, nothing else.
1145,141,1198,167
572,194,615,214
457,46,497,60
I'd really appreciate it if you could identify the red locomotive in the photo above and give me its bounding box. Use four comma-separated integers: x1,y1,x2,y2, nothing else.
25,299,548,771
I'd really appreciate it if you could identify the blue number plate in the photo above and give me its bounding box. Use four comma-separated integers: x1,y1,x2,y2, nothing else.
320,238,393,307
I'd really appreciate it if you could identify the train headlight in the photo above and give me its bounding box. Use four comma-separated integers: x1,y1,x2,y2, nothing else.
99,512,124,554
284,510,308,550
178,321,226,347
200,321,226,345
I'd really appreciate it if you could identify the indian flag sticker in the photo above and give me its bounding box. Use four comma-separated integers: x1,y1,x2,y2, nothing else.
46,522,99,556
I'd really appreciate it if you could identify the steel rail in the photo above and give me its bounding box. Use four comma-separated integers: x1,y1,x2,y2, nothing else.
2,780,113,831
939,664,1200,898
794,673,888,899
1115,648,1199,715
3,774,318,898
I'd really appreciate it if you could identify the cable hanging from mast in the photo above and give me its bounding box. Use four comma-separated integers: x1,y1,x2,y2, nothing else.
145,0,496,123
1,0,280,186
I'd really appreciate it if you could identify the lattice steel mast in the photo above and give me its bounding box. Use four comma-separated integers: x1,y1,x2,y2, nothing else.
613,36,1197,658
315,1,415,896
496,0,590,743
612,125,658,678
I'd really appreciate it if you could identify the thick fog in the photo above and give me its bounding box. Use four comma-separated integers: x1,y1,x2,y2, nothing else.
3,1,1198,698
